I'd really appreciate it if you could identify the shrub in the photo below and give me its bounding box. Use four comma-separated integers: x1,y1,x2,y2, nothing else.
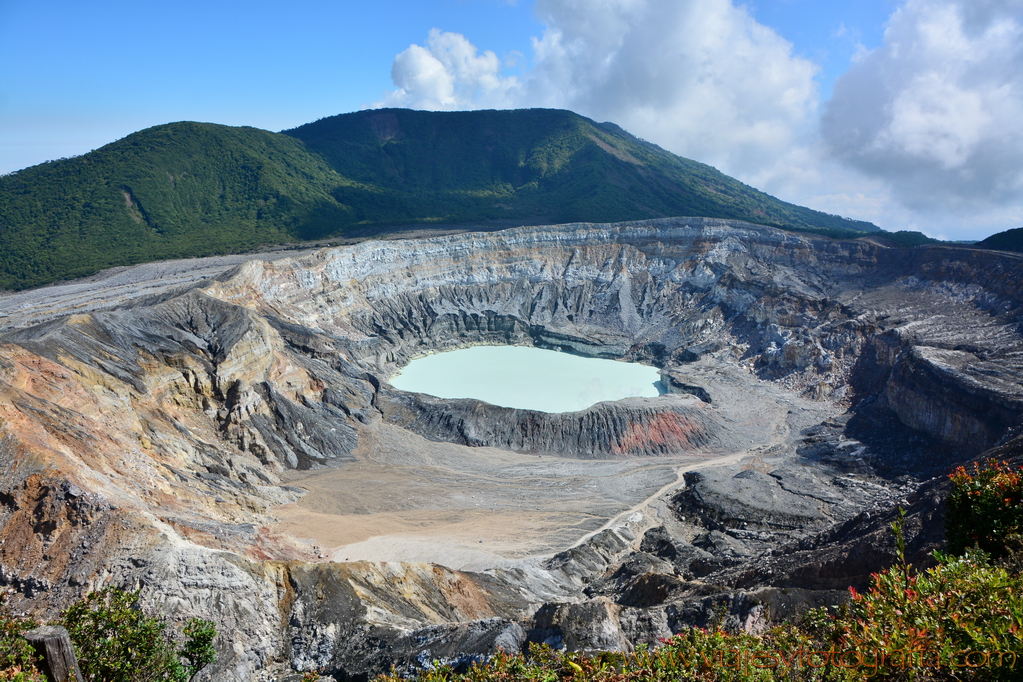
178,617,217,679
815,509,1023,680
384,506,1023,682
650,627,854,681
59,587,216,682
824,551,1023,679
946,458,1023,558
375,633,857,682
0,590,43,682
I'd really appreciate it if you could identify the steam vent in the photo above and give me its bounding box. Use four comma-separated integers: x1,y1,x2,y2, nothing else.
2,218,1022,680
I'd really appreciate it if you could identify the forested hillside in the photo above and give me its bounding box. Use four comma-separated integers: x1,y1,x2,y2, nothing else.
0,108,880,290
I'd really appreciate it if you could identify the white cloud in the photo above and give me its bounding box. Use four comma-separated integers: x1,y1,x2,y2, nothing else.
378,0,819,180
377,0,1023,239
538,0,822,176
382,29,520,110
821,0,1023,211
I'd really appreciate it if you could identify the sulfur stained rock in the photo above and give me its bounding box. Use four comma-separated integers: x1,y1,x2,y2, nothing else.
377,388,719,458
2,218,1023,679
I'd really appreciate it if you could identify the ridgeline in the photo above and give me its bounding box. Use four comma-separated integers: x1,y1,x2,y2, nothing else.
0,108,881,291
977,226,1023,253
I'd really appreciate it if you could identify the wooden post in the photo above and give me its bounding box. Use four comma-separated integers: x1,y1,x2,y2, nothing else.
23,625,84,682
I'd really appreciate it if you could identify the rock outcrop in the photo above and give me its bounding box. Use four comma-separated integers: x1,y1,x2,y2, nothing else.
0,218,1022,679
377,390,718,457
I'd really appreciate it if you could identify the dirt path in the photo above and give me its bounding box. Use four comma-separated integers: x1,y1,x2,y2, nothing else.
270,358,841,570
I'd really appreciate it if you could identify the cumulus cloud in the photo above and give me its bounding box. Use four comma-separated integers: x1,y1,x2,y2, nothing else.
541,0,824,176
378,0,819,180
383,29,520,110
821,0,1023,210
378,0,1023,237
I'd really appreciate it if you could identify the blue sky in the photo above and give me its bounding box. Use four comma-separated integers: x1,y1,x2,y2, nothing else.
2,0,1021,240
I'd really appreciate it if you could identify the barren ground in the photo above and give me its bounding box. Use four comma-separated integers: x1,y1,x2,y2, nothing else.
271,359,841,570
1,246,845,573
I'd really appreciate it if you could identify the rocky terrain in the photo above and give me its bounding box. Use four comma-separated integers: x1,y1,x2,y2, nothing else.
1,217,1021,680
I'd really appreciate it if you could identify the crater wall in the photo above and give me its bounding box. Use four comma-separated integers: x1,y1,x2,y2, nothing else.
1,218,1023,679
203,217,1023,458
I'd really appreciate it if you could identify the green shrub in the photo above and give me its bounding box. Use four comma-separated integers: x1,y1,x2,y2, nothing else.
650,627,855,681
178,617,217,679
0,590,43,682
809,509,1023,681
382,505,1023,682
59,587,216,682
946,459,1023,558
822,551,1023,679
375,632,858,682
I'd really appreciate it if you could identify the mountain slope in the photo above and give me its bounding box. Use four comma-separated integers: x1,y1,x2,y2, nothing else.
0,108,878,291
0,122,351,290
976,226,1023,252
284,108,879,233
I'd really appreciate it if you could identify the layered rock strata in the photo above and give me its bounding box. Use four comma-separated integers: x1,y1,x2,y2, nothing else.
0,218,1021,679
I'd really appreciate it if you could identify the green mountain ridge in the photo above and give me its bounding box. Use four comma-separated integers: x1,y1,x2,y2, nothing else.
1,108,882,291
977,226,1023,253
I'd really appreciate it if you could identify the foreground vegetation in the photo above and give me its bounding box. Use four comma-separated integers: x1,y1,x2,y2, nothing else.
1,108,888,290
376,460,1023,682
0,587,215,682
3,460,1019,680
373,548,1021,681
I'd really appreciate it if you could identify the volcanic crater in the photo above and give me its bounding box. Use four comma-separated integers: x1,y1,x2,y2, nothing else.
1,217,1022,680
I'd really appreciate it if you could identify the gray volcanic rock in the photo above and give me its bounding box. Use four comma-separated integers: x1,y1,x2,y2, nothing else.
701,474,947,592
1,218,1023,679
377,389,718,457
332,618,527,681
673,468,831,532
639,526,714,577
528,598,633,652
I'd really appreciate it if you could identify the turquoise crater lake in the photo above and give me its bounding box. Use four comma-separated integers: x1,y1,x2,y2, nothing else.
389,345,664,413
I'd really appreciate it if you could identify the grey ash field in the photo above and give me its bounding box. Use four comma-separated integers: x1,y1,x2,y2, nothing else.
0,217,1020,680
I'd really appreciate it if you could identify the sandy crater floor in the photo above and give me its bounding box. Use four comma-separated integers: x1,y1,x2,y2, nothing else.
271,360,841,570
